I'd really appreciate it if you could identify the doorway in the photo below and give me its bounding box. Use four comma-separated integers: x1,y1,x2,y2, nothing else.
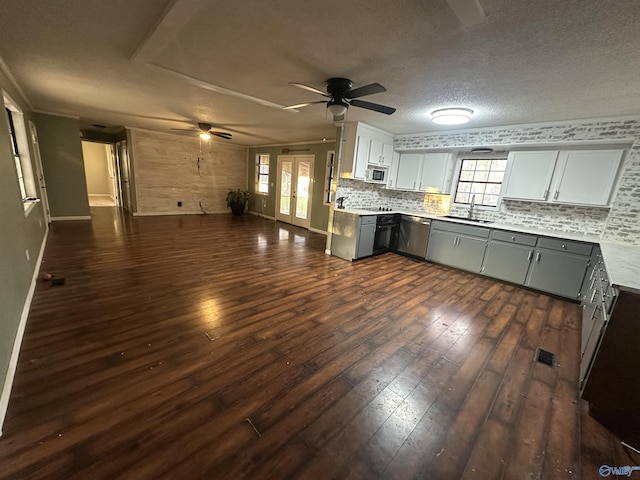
276,155,314,229
82,141,119,207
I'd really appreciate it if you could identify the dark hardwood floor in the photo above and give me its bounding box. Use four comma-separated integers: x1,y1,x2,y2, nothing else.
0,207,631,479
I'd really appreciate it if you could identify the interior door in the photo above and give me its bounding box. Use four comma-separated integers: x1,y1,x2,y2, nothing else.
276,155,314,229
116,141,132,212
106,144,121,207
28,121,51,223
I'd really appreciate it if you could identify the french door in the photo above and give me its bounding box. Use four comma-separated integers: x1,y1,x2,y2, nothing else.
276,155,314,229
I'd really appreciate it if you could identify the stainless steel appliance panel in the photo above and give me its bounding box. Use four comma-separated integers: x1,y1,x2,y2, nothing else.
397,215,431,258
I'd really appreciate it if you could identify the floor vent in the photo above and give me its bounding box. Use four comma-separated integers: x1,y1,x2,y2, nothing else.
536,348,556,367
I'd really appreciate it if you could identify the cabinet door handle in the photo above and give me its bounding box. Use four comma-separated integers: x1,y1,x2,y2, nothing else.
413,181,416,189
527,250,533,261
535,252,541,263
543,189,549,199
590,288,598,304
553,190,559,200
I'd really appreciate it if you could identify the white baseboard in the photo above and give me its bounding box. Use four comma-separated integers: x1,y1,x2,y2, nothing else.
0,226,49,436
132,211,218,216
249,211,276,221
50,215,91,221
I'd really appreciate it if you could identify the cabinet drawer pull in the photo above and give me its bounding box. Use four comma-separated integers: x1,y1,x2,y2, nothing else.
535,252,541,263
511,236,516,241
527,250,533,261
561,244,566,249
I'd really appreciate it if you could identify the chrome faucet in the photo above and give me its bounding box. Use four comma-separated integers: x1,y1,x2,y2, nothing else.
468,194,476,219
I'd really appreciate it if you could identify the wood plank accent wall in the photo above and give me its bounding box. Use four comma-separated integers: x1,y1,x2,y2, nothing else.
131,129,248,214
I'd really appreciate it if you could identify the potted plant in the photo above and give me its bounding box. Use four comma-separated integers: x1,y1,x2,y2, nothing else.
226,188,251,216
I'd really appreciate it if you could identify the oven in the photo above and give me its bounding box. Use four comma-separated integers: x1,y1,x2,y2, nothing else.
373,214,398,254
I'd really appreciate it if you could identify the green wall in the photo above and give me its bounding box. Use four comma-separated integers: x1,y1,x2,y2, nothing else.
34,113,90,218
0,71,48,428
247,140,336,232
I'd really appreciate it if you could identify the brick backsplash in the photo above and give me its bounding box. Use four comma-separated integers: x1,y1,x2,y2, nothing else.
337,118,640,245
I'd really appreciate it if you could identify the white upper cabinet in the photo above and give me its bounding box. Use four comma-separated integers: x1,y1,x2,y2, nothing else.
502,148,624,207
419,153,453,193
553,150,624,206
389,153,422,190
503,151,559,201
388,152,453,193
339,122,394,179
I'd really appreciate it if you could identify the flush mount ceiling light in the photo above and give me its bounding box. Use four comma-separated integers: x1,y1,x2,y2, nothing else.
431,108,474,125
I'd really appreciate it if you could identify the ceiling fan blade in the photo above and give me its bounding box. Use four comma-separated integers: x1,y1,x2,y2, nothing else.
350,99,396,115
171,127,198,132
211,131,232,139
289,82,330,97
283,100,327,110
347,83,387,99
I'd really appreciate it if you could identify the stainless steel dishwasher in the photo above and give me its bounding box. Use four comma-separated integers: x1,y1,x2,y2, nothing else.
396,215,431,258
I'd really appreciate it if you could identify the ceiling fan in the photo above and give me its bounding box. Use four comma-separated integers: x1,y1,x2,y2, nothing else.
283,77,396,120
171,122,232,140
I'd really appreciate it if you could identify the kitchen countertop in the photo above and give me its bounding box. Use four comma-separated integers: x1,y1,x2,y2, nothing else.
337,207,640,293
599,242,640,295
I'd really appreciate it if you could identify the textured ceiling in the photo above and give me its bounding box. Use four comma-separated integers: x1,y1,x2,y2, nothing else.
1,0,639,146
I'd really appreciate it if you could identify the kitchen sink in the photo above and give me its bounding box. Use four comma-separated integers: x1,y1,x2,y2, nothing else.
444,215,493,224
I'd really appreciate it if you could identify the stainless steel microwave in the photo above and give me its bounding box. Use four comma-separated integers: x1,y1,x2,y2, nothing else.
365,168,386,183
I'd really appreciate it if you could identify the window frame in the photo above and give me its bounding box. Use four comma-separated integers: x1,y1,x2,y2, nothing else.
255,153,270,195
451,153,508,210
3,91,39,215
324,150,336,205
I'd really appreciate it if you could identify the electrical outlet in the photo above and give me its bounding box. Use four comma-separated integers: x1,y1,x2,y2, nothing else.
177,201,182,207
25,249,30,261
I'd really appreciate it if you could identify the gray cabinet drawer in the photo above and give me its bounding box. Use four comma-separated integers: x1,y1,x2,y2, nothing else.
490,230,537,246
431,220,490,239
360,215,377,225
537,237,593,256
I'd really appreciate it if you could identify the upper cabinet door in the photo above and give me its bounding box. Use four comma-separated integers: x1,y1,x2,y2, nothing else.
553,150,624,206
419,153,453,193
502,151,559,201
353,135,370,180
381,142,394,167
393,153,423,190
368,138,383,165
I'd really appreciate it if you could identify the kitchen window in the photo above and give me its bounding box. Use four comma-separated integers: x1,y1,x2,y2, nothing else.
324,150,335,205
256,154,269,194
453,157,507,207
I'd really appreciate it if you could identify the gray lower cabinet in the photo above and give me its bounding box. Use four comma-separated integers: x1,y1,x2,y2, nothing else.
482,241,533,284
482,229,537,284
426,221,489,273
356,216,376,259
331,211,376,261
525,247,590,299
426,220,594,301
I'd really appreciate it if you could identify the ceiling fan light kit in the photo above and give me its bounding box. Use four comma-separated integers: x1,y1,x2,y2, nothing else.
285,77,396,119
431,107,474,125
199,132,211,140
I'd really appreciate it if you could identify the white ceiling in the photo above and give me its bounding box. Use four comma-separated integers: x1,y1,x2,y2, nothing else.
1,0,639,146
